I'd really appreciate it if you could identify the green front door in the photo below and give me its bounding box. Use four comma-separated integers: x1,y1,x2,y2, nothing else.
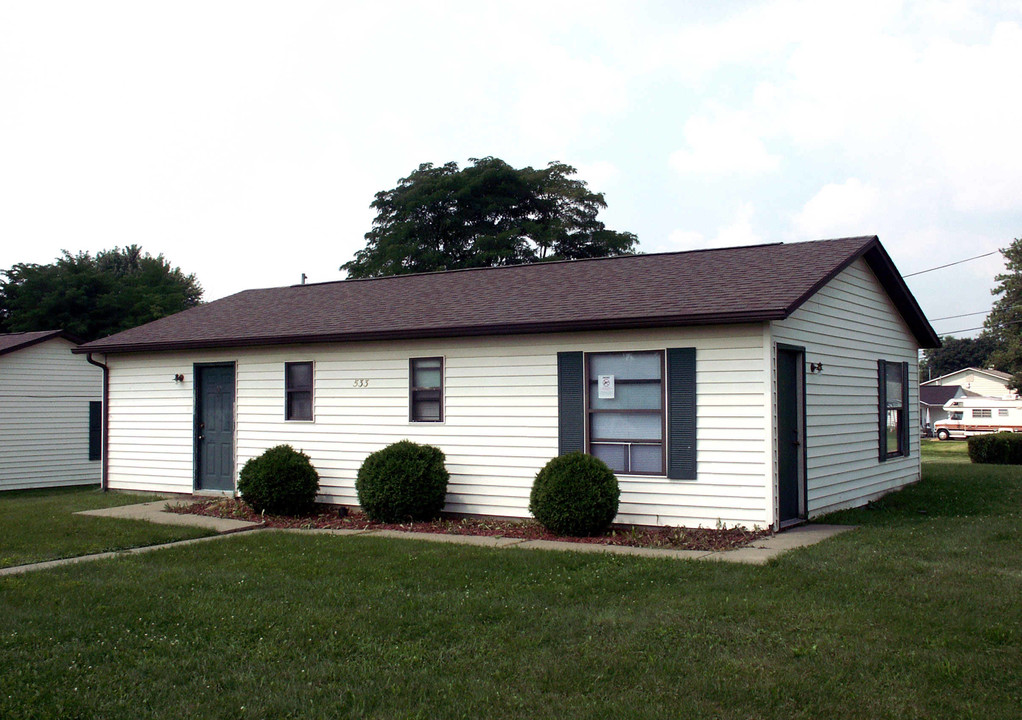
777,347,806,526
195,364,235,492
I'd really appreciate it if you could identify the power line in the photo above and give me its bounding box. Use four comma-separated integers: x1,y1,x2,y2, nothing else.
929,304,1022,323
930,309,990,322
903,250,999,278
942,318,1022,335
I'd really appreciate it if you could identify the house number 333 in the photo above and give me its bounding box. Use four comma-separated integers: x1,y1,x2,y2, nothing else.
353,379,369,388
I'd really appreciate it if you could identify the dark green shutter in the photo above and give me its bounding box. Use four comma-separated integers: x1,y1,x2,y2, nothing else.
901,361,910,458
88,401,102,461
667,347,697,479
878,360,887,461
557,352,584,455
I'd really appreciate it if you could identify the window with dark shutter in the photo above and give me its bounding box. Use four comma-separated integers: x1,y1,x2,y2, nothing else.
878,359,910,460
556,348,696,478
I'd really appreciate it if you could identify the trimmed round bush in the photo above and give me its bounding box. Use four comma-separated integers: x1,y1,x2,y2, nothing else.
529,452,620,536
356,440,449,522
238,445,320,515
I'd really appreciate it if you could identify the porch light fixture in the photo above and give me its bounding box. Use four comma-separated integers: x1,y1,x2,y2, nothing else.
173,373,185,383
809,362,823,374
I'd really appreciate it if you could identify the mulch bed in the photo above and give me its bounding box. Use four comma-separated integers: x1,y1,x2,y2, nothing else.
168,498,771,552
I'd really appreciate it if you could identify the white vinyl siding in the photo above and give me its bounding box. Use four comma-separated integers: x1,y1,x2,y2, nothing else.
103,325,773,528
0,338,103,491
771,258,921,517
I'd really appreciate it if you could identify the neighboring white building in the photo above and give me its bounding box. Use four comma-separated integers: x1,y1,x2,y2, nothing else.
919,385,974,429
0,330,103,491
75,236,940,530
922,367,1017,399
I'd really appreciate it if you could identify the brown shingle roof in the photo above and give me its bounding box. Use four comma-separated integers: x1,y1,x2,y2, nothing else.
75,236,940,354
0,330,78,356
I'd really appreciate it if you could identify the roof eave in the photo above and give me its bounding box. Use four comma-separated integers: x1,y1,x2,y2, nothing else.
72,309,785,355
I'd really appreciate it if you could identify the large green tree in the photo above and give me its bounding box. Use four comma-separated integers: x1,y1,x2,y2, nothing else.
920,335,997,381
0,245,202,342
341,157,638,278
985,237,1022,390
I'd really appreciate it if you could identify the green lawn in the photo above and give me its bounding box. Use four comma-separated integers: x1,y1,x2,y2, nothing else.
920,437,971,463
0,485,215,569
1,465,1020,719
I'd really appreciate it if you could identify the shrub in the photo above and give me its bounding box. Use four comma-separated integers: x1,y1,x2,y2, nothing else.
529,452,620,536
238,445,320,515
968,432,1022,465
355,441,450,522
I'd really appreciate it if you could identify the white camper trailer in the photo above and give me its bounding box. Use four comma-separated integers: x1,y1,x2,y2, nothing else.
932,398,1022,440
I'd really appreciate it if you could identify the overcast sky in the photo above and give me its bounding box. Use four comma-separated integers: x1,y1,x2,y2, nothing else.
2,1,1020,338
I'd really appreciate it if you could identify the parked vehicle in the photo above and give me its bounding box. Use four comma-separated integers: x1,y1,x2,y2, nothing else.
932,398,1022,440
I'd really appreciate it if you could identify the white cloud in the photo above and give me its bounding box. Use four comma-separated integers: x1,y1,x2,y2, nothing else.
669,112,781,176
573,160,620,190
793,179,881,238
661,204,763,252
647,0,902,82
0,0,1019,320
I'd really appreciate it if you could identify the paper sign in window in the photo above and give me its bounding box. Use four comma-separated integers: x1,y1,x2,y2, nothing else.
598,374,615,399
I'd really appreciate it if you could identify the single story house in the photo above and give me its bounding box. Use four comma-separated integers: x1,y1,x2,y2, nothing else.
0,330,103,491
919,384,974,429
921,367,1017,399
75,235,939,530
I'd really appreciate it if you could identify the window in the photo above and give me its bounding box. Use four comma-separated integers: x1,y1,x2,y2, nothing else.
586,351,665,474
999,408,1009,417
974,408,992,418
88,401,101,461
410,357,443,422
950,411,964,421
285,362,313,421
878,360,910,460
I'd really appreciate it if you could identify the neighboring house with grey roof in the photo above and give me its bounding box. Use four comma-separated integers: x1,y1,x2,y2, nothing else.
75,236,939,530
1,330,103,491
919,384,975,430
921,367,1017,399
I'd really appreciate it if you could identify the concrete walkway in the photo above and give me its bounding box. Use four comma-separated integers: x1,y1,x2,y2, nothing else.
0,501,854,576
76,499,261,533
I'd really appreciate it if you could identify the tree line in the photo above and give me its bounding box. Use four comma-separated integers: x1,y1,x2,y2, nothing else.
0,246,202,342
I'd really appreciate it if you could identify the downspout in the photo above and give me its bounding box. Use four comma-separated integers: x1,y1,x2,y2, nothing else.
86,353,109,492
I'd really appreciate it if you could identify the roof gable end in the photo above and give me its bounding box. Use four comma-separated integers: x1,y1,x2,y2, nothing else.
0,330,80,357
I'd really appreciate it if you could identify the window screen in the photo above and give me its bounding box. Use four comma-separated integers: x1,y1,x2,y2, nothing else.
285,362,313,421
587,351,665,474
410,357,443,422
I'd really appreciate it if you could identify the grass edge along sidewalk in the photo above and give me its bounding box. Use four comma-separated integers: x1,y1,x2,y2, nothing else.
0,486,217,569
